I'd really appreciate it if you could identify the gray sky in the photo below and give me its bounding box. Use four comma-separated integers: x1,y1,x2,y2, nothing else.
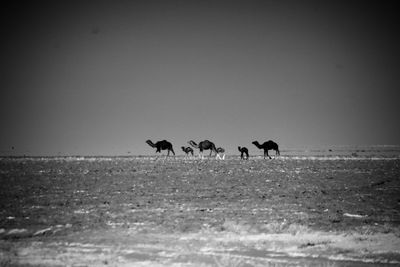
1,1,399,156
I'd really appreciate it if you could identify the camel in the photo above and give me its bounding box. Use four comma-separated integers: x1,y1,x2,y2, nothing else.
252,140,280,159
146,140,175,156
216,147,225,160
238,146,249,160
188,140,218,159
181,146,194,157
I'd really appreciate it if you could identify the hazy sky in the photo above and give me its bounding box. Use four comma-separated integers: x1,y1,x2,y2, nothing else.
1,1,399,156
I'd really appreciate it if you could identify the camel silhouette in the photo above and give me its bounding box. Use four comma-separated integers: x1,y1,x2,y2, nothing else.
181,146,194,157
146,140,175,156
188,140,218,159
216,147,225,160
238,146,249,160
252,140,280,159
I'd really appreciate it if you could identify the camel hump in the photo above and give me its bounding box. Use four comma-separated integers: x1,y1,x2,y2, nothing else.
204,140,215,146
269,141,279,150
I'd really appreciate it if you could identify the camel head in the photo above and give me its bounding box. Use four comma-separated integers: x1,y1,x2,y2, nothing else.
252,141,262,149
146,140,156,148
188,140,198,148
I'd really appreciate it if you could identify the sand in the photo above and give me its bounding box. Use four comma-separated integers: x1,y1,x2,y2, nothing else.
1,152,400,266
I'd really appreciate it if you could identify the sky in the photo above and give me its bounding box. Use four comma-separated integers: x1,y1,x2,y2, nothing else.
1,1,400,156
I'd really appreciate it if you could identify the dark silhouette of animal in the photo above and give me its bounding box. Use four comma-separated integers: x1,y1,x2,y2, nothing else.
188,140,218,159
216,147,225,160
238,146,249,160
146,140,175,156
252,140,280,159
181,146,194,157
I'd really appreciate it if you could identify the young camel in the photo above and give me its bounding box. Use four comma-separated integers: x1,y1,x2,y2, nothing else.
238,146,249,160
181,146,194,157
216,147,225,160
252,140,280,159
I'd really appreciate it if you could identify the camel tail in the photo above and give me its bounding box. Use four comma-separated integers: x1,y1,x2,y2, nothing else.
188,140,199,148
146,140,156,148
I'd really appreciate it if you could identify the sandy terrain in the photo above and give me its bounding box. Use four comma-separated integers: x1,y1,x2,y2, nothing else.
1,152,400,266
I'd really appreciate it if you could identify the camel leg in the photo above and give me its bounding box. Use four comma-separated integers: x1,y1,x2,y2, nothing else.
198,149,204,160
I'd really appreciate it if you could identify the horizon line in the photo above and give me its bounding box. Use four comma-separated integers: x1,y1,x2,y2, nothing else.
1,145,400,158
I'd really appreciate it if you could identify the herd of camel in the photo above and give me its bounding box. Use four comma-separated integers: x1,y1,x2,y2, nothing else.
145,139,280,159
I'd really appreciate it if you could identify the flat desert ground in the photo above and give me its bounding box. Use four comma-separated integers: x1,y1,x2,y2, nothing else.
1,148,400,266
